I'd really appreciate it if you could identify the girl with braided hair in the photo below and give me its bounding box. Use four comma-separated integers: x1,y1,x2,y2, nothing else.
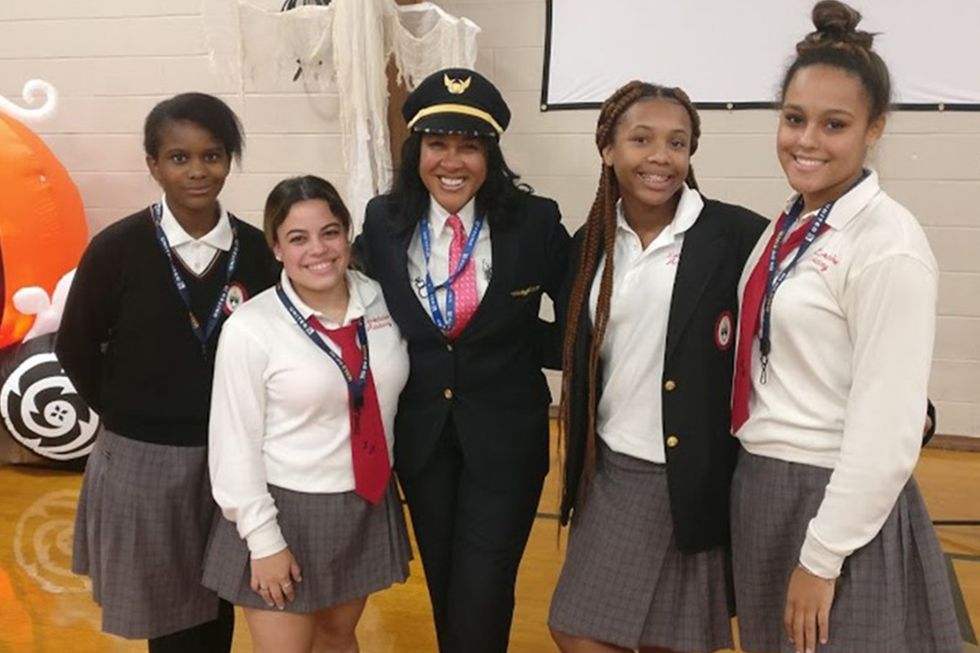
548,81,766,653
729,2,961,652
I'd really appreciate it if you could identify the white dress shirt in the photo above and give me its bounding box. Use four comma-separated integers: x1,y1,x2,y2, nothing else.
406,196,492,319
158,194,234,276
735,170,937,579
208,269,409,559
589,184,704,463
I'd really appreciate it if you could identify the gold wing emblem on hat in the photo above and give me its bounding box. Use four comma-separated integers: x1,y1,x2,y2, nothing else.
444,74,472,95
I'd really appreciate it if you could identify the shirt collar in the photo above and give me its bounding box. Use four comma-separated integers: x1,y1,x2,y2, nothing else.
279,268,375,328
782,168,881,231
428,195,477,235
615,183,705,243
158,195,234,251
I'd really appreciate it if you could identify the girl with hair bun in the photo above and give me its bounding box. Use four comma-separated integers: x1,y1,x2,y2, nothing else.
548,81,766,653
730,2,962,652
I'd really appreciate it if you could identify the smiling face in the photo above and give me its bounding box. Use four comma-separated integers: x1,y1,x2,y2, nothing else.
418,133,488,214
778,64,885,213
145,119,230,222
602,98,692,222
273,198,350,307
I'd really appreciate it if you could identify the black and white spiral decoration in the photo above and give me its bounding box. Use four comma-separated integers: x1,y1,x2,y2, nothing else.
1,352,98,461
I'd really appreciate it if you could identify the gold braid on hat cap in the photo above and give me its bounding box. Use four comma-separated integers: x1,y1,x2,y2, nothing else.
406,104,504,135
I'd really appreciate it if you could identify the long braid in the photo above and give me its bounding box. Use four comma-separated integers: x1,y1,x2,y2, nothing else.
558,81,650,506
558,81,704,513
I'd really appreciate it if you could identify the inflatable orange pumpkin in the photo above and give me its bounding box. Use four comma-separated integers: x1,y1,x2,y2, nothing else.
0,112,87,349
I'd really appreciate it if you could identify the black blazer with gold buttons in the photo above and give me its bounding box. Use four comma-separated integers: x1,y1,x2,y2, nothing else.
559,197,766,553
355,192,570,492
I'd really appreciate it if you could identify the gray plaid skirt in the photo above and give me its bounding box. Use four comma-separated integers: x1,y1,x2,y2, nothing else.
72,429,222,639
549,442,735,652
201,480,411,613
731,448,962,653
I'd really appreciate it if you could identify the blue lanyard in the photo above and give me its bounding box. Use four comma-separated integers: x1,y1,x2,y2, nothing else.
419,213,484,333
758,197,831,382
274,284,370,409
150,203,240,355
759,171,869,382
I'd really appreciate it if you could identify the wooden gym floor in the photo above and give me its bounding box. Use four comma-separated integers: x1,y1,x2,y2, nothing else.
0,430,977,652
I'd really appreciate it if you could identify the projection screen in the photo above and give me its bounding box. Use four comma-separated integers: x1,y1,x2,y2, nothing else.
542,0,980,110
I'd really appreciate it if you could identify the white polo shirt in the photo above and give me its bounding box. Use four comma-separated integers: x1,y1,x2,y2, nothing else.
736,170,938,579
158,195,233,275
590,184,704,463
208,269,409,558
407,196,492,318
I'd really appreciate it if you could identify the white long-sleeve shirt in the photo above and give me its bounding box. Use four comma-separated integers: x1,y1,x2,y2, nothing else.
736,170,937,579
208,269,409,558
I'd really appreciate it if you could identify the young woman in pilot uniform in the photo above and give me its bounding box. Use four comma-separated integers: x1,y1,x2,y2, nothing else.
354,68,570,653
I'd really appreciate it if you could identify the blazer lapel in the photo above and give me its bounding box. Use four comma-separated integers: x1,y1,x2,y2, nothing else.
664,224,725,362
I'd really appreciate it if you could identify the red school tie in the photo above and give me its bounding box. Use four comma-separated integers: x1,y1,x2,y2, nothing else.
446,214,479,339
731,213,830,435
309,318,391,504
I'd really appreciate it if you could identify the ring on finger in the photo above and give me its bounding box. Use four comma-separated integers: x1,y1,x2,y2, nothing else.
282,581,292,588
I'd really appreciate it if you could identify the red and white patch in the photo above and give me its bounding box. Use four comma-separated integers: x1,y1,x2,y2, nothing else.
223,283,248,315
714,311,734,351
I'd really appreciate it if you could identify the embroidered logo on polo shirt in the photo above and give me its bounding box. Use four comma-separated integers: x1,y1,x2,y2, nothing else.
223,283,248,315
811,248,841,273
366,314,393,331
714,311,734,351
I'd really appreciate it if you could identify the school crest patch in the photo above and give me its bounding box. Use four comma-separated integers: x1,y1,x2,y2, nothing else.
223,282,248,315
714,311,734,351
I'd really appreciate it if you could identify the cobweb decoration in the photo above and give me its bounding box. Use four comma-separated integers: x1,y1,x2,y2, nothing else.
387,3,480,91
203,0,480,227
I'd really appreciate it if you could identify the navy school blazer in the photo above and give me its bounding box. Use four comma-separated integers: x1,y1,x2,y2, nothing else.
558,197,767,553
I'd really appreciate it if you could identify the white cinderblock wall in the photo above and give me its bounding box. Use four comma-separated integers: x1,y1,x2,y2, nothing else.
1,0,977,436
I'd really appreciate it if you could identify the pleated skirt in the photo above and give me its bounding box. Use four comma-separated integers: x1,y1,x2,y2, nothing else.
731,448,963,653
202,481,411,613
549,442,735,652
72,429,222,639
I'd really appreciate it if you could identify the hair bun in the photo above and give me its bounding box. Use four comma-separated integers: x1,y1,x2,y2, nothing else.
797,0,874,53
